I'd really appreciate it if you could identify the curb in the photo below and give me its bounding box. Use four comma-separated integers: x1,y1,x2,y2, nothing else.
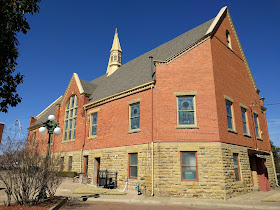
49,197,68,210
86,197,280,210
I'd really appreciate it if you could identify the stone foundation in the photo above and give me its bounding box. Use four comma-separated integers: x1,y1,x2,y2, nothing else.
55,142,277,199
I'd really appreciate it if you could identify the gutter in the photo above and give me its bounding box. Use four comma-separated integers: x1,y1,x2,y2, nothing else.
84,81,155,110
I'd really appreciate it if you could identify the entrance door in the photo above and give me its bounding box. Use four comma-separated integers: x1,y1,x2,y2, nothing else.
256,157,271,191
249,156,255,187
93,157,100,185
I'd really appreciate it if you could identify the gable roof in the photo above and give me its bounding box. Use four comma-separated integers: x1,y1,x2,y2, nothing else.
81,18,214,105
30,6,259,128
205,6,258,92
29,96,62,128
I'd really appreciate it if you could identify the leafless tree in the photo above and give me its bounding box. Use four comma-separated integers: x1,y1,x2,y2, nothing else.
0,129,61,206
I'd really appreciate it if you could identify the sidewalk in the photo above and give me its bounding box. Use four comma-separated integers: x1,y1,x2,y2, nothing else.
55,181,280,209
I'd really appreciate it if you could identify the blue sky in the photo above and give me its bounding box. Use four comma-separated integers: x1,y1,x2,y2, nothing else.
1,0,280,147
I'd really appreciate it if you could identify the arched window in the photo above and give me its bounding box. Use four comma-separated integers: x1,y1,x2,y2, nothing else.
64,95,78,141
226,30,232,49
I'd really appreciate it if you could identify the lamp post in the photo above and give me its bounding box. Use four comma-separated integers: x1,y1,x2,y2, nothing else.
38,114,61,199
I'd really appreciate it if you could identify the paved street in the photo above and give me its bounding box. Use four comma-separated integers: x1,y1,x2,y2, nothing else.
61,201,240,210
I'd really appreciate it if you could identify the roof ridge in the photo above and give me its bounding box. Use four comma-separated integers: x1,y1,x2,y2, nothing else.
88,18,215,85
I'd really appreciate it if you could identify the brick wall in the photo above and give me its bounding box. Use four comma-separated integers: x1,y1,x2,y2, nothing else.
154,39,220,143
211,13,271,151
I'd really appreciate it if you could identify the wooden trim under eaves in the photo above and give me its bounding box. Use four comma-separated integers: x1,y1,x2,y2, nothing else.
84,81,155,110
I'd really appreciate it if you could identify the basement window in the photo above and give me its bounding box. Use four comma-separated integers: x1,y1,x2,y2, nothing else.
129,153,138,178
181,152,198,181
233,153,241,181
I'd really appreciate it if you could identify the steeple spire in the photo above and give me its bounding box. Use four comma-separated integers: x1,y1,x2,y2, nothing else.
106,28,122,76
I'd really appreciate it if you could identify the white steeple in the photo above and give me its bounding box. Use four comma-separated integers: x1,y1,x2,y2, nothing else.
106,28,122,76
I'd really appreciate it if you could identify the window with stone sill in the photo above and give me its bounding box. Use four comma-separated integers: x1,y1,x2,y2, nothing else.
90,112,98,137
254,114,261,139
241,108,249,135
181,152,198,181
177,96,195,126
129,103,140,130
226,100,234,130
64,95,78,141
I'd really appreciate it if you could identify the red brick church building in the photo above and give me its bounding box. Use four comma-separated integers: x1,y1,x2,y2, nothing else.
28,6,278,199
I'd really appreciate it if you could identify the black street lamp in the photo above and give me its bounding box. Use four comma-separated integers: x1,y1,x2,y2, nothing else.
38,115,61,199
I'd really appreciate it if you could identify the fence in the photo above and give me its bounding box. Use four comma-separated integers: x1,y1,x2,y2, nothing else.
97,170,117,189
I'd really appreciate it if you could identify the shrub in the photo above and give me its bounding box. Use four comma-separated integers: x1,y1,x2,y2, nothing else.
57,171,79,178
0,136,62,206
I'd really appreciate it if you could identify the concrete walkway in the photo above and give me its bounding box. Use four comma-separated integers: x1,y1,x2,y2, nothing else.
55,182,280,209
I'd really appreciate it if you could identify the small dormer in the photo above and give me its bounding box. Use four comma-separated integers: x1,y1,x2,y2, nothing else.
106,28,122,76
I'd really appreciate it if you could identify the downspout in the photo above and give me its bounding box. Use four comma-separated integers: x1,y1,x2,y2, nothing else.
81,98,87,173
149,56,155,196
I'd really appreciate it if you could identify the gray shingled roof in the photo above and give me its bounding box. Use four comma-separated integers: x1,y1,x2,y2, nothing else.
80,79,97,95
85,18,214,103
32,98,61,127
30,18,214,127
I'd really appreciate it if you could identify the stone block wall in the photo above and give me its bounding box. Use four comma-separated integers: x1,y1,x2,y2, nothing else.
220,144,252,199
153,142,226,199
54,142,277,199
56,144,152,194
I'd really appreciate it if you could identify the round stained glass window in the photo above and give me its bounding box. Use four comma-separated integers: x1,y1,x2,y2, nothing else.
133,108,138,115
182,101,189,109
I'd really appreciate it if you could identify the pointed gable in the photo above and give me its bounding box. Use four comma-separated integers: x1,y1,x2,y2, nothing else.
60,73,86,105
207,7,258,92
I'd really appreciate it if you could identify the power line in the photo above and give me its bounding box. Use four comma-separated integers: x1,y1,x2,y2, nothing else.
266,103,280,106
